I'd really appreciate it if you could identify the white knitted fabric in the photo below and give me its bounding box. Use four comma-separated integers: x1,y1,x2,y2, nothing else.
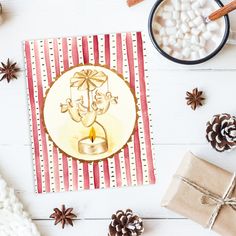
0,176,40,236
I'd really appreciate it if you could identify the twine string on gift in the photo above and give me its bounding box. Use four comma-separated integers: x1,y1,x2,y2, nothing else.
175,173,236,230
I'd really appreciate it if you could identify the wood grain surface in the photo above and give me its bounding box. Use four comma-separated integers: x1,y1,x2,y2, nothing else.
0,0,235,235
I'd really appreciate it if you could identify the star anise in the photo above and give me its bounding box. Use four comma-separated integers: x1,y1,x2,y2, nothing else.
50,204,77,229
185,88,205,110
0,59,20,83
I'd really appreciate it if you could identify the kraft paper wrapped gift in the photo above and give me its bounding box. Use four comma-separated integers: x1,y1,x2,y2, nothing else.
161,152,236,236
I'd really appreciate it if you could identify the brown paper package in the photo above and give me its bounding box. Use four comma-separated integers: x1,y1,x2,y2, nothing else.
161,152,236,236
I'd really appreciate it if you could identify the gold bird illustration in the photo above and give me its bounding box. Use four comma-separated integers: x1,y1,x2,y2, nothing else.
76,96,88,117
92,91,118,115
60,98,81,122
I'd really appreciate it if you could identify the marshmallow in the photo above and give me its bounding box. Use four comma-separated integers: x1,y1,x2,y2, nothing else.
193,16,203,25
173,11,180,20
153,21,162,31
191,28,201,36
202,7,212,17
159,28,166,36
188,21,195,28
181,3,191,11
181,23,190,33
166,19,175,27
181,12,190,22
166,27,177,35
175,39,183,48
172,51,183,59
187,10,196,20
191,1,200,10
176,30,184,39
198,23,206,32
199,0,207,7
162,46,172,54
191,35,200,44
162,12,172,19
212,34,220,44
182,39,191,47
156,7,164,17
199,48,207,58
207,21,219,32
199,36,206,47
194,9,202,16
176,20,182,28
191,45,201,51
202,31,211,40
184,33,192,39
162,36,169,46
170,34,177,39
164,5,174,11
154,34,162,45
191,51,199,60
173,0,181,11
169,36,177,46
182,47,191,58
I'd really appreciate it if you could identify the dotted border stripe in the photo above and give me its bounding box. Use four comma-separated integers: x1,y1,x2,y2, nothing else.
141,32,157,180
23,31,156,193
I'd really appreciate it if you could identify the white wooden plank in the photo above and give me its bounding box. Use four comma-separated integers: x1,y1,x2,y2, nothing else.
34,219,217,236
0,0,235,235
149,70,236,144
1,70,236,145
0,144,235,220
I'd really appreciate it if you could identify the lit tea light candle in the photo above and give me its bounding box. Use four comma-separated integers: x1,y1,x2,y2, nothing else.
78,127,108,155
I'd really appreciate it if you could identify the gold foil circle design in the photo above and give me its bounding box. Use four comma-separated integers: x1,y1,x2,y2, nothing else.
43,64,138,162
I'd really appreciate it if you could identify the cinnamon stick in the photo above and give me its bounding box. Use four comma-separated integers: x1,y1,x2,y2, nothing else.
127,0,144,7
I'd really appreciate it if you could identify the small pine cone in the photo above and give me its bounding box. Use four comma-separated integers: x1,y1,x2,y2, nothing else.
206,113,236,152
108,209,144,236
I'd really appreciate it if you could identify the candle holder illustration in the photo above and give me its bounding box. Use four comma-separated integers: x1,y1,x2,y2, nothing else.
60,69,118,155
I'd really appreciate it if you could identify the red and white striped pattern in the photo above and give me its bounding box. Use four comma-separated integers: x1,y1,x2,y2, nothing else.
24,32,156,193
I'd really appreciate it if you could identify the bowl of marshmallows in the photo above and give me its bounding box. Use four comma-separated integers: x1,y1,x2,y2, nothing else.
149,0,230,64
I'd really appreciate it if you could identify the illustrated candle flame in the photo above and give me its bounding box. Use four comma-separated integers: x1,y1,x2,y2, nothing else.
89,127,96,143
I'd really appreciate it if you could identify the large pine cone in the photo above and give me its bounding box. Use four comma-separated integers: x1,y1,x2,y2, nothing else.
108,209,144,236
206,113,236,152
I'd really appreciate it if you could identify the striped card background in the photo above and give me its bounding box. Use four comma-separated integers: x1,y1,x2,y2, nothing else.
24,32,156,193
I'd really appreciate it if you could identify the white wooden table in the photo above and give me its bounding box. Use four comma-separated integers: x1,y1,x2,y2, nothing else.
0,0,236,235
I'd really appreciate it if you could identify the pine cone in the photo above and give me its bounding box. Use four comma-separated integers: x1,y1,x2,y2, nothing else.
206,113,236,152
108,209,144,236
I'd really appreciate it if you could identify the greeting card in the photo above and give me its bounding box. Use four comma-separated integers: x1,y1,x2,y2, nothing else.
23,32,156,193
